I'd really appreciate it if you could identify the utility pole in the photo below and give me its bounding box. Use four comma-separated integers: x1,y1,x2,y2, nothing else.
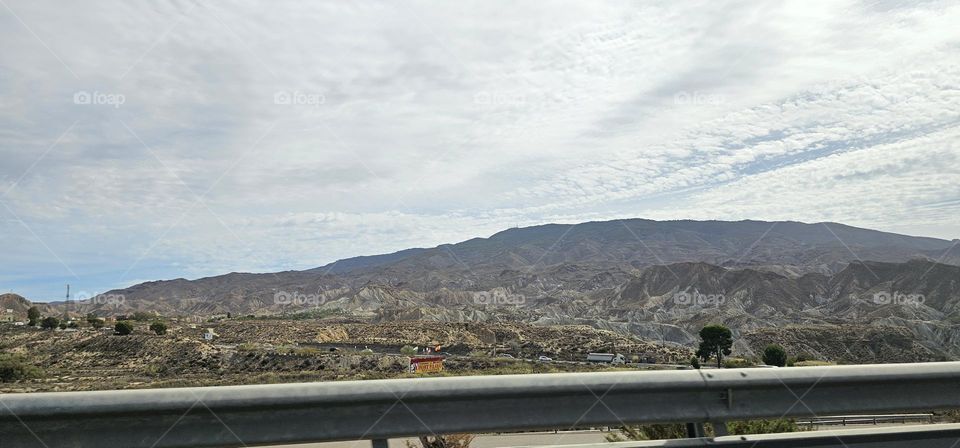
64,284,71,321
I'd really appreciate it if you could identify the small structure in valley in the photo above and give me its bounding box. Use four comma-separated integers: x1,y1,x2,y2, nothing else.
202,328,217,341
408,355,444,373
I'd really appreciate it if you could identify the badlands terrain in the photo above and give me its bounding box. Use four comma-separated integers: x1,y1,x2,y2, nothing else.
2,218,959,391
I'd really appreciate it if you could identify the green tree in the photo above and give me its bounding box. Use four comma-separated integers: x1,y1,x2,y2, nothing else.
27,306,41,326
149,321,168,335
400,345,418,356
762,344,788,367
697,324,733,368
40,316,60,330
115,321,134,335
90,318,105,329
689,356,700,369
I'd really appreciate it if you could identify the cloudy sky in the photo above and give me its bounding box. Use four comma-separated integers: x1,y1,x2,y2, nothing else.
1,0,959,300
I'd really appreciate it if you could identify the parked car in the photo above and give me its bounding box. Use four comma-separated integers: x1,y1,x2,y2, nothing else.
538,355,553,362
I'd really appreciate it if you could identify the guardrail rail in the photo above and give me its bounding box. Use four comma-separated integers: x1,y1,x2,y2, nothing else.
2,362,960,447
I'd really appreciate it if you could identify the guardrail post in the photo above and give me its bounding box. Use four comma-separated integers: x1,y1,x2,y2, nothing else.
711,422,728,436
685,422,704,438
372,438,389,448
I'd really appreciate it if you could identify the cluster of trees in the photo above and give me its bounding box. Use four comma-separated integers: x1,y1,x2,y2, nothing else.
113,320,166,335
86,314,106,328
692,324,789,368
27,308,79,330
24,307,168,336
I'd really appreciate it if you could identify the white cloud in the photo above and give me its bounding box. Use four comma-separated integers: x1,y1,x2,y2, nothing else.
1,0,958,298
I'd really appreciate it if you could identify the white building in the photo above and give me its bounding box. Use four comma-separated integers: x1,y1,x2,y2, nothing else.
202,328,217,340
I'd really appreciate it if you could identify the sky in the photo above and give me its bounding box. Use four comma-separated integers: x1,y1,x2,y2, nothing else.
1,0,959,300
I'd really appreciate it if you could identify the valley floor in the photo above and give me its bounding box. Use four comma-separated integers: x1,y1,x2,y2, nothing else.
0,318,951,393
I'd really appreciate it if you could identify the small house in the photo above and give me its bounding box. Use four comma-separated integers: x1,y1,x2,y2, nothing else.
202,328,217,341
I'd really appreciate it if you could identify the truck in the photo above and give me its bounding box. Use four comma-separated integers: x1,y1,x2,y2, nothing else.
587,353,626,364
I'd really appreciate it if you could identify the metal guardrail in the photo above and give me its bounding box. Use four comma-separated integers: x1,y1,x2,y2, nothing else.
565,424,960,447
797,413,935,426
1,362,960,447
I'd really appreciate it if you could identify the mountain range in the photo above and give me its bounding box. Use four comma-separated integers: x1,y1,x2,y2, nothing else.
26,218,960,360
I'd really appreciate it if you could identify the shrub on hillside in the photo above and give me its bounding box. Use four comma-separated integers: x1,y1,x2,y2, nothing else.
727,419,801,435
132,311,155,321
0,354,43,382
608,418,803,441
762,344,788,367
400,345,418,356
115,321,134,335
723,358,752,368
149,321,168,335
605,424,688,441
292,347,320,356
40,316,60,330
